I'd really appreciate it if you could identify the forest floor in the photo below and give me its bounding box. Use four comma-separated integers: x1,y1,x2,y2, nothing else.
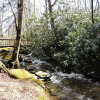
0,72,50,100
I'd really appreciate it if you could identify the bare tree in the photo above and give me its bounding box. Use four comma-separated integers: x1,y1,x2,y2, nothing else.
48,0,57,37
95,0,100,12
34,0,35,15
8,0,24,68
0,13,3,37
0,1,5,37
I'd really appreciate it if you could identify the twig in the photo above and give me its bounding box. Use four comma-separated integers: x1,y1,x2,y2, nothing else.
51,0,58,7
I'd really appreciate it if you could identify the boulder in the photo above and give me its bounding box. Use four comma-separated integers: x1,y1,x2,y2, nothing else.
25,65,40,72
35,71,51,81
9,69,45,88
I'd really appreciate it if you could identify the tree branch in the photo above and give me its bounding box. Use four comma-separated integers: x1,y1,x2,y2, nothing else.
51,0,58,7
8,0,18,30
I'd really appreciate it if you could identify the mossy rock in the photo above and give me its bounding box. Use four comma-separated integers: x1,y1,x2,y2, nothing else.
0,61,9,73
0,48,23,63
0,47,13,61
9,69,37,79
0,62,52,100
9,69,45,86
0,52,12,63
0,47,13,53
5,53,12,61
0,62,44,88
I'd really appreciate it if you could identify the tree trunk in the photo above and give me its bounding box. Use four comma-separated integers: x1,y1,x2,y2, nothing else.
97,0,99,11
11,0,24,68
45,0,48,25
34,0,36,15
0,4,4,37
91,0,94,24
84,0,87,11
48,0,57,37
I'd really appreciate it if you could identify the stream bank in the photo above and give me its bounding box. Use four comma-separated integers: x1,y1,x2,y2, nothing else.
0,72,51,100
0,47,52,100
22,57,100,100
1,47,100,100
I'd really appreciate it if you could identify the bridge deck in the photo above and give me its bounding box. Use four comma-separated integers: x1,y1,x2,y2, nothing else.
0,39,31,47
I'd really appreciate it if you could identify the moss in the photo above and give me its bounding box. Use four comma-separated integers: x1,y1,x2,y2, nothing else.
0,47,13,61
0,52,12,62
0,63,52,100
0,61,10,73
0,47,52,100
37,96,48,100
35,86,52,100
0,47,13,51
9,69,45,85
0,53,3,59
27,78,44,87
5,53,12,61
9,69,49,92
9,69,36,79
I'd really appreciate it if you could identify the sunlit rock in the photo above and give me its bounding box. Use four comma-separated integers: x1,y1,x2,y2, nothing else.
35,71,51,81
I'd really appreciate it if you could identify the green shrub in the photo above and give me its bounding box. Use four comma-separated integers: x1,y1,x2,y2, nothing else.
24,10,100,74
49,22,100,73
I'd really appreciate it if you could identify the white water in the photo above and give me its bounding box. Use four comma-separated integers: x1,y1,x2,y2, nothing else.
23,57,100,100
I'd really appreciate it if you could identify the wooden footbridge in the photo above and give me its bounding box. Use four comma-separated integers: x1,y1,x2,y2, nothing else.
0,39,31,47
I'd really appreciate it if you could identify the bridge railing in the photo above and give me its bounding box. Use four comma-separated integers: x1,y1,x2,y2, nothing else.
0,39,32,47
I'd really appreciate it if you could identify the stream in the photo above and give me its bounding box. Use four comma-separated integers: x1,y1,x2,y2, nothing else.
21,56,100,100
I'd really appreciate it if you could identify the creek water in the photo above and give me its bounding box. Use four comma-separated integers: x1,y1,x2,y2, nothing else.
21,57,100,100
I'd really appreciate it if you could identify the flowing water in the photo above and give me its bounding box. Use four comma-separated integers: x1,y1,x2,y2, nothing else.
21,57,100,100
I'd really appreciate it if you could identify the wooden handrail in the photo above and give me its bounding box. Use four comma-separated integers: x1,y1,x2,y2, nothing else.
0,39,32,47
0,39,14,40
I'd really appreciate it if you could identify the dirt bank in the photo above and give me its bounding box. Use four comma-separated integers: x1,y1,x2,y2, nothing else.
0,72,50,100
